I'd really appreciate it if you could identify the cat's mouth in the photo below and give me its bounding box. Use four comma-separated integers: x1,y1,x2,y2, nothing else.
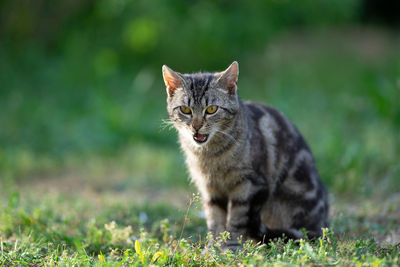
193,133,208,143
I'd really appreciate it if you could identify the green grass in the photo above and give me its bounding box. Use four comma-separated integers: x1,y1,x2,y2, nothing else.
1,27,400,265
0,190,399,266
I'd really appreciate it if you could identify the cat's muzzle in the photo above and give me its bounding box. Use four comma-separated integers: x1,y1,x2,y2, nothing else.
193,133,208,143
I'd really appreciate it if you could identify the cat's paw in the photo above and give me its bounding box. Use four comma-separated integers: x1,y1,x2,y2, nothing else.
222,241,242,252
202,239,242,256
201,238,217,256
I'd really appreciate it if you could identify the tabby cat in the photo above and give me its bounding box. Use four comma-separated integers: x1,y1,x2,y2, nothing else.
162,61,328,250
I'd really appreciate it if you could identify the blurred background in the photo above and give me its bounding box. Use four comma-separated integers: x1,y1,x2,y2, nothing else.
0,0,399,202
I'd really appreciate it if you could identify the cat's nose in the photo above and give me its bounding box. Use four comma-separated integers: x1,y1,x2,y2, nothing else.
192,121,203,131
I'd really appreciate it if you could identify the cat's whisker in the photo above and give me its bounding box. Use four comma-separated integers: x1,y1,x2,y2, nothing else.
160,119,175,131
214,129,237,144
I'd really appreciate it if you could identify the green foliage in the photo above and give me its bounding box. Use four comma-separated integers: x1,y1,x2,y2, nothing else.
1,0,360,68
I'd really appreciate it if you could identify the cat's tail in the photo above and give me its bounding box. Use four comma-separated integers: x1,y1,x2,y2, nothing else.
258,227,322,243
259,228,301,243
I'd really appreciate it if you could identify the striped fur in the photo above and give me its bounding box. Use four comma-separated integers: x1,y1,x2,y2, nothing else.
162,62,329,249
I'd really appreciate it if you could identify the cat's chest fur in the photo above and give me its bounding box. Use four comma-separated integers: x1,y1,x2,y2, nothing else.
182,137,252,196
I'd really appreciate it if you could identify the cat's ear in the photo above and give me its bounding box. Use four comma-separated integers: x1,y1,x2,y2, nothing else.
216,61,239,94
162,65,185,96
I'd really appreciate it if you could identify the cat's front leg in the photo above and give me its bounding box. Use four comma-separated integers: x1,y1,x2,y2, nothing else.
225,198,249,250
203,197,227,241
224,180,253,250
225,181,268,250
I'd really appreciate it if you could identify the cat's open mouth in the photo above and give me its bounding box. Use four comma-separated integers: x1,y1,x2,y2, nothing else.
193,133,208,143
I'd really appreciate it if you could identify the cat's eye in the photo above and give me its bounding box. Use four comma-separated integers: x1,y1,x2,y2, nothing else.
205,105,218,114
180,106,192,114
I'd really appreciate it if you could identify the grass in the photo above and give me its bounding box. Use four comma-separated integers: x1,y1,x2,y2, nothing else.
0,190,399,266
1,26,400,265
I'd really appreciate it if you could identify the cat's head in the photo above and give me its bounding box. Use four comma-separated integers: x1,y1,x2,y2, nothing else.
162,61,240,147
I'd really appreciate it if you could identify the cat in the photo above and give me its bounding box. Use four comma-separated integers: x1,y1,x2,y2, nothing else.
162,61,329,250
